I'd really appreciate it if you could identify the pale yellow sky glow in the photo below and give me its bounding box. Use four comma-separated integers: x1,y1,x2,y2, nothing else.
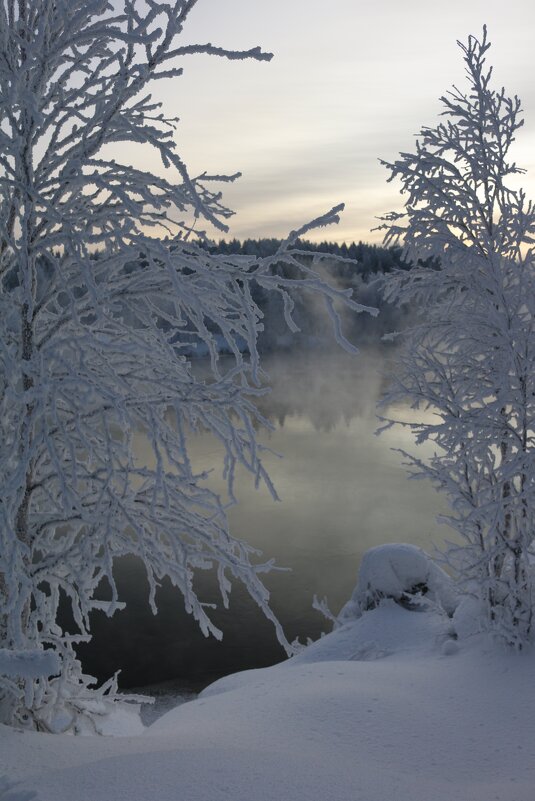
123,0,535,245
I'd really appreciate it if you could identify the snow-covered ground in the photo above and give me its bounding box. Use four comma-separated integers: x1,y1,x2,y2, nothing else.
2,593,535,801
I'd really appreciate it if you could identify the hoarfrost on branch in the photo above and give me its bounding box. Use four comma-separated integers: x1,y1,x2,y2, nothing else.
0,0,372,729
379,26,535,648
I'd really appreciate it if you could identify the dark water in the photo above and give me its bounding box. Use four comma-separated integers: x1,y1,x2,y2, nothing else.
78,348,447,689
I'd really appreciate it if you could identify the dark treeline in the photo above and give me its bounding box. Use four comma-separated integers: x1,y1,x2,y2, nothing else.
202,238,417,352
204,237,411,280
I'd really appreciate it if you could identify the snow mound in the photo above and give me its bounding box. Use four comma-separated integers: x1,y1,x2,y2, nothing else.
2,602,535,801
338,543,458,621
295,601,450,664
201,602,451,702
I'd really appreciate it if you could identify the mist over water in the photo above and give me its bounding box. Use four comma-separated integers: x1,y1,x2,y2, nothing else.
78,347,447,690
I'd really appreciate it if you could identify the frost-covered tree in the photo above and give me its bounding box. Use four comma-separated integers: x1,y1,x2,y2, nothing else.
0,0,371,730
379,27,535,648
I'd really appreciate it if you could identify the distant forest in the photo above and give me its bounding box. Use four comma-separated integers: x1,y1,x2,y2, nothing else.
202,238,417,352
204,238,410,279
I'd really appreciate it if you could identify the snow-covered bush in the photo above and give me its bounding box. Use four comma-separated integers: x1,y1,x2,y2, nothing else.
379,27,535,647
0,0,373,729
338,544,458,622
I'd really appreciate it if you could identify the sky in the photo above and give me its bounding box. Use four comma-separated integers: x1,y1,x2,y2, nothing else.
129,0,535,244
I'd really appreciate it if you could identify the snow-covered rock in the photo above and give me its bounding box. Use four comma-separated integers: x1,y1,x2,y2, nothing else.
338,543,458,622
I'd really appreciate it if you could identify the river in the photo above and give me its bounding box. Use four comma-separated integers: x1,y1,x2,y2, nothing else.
77,347,447,691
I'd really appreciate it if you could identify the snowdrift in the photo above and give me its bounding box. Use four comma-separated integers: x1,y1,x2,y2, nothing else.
2,545,535,801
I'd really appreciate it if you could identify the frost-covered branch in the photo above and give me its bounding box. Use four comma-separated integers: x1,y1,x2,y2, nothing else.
0,0,372,730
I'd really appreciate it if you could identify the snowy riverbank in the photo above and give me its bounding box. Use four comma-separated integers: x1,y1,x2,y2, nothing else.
2,592,535,801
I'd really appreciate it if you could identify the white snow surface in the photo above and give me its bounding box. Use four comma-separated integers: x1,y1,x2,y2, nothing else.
2,601,535,801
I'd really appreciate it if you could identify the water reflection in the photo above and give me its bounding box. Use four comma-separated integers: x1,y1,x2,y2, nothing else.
78,347,447,689
253,349,385,431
